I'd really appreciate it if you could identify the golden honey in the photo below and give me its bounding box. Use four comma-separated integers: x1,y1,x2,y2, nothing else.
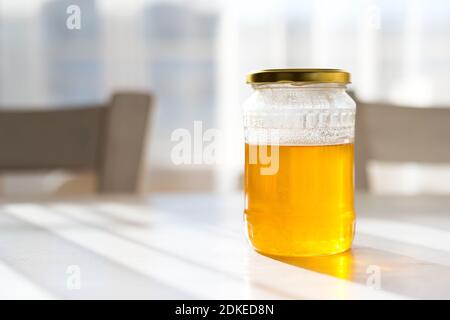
244,143,355,257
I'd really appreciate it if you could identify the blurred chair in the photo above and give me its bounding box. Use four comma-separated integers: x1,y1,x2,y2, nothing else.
355,102,450,191
0,92,152,194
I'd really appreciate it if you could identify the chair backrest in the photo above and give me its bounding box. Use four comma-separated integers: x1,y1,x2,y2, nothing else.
355,102,450,190
0,92,152,193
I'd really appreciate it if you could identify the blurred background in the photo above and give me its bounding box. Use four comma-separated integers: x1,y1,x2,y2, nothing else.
1,0,450,196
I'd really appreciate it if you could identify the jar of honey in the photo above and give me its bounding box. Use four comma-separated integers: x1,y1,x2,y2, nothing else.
244,69,356,257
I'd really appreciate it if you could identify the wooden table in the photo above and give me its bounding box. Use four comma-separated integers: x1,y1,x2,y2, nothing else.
0,193,449,299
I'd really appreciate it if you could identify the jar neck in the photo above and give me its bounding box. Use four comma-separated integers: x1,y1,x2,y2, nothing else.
251,83,347,90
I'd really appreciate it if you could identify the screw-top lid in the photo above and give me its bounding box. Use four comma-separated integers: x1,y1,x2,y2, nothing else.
246,68,351,84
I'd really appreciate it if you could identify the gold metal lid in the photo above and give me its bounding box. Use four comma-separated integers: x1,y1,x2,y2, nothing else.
246,68,351,84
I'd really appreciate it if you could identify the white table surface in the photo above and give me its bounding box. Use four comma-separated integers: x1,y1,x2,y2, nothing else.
0,192,449,299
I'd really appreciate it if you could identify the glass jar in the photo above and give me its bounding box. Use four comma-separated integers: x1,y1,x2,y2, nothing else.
243,69,356,257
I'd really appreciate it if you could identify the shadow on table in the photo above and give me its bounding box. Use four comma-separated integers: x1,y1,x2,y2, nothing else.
264,250,355,280
263,242,450,299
